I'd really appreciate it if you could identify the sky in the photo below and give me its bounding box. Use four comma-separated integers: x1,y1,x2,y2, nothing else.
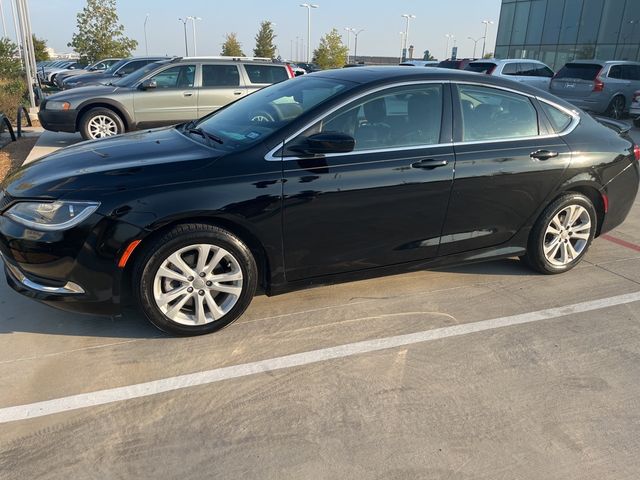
2,0,501,61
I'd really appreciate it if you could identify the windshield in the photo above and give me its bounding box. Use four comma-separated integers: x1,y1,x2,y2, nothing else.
103,59,130,74
111,61,170,87
189,75,357,151
555,63,602,80
465,62,497,74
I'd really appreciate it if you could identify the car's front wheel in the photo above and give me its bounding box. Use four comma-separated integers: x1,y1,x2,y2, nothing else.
522,193,596,274
79,107,125,140
134,224,258,336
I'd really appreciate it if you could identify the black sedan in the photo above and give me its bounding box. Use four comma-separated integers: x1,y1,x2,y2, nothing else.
1,68,638,336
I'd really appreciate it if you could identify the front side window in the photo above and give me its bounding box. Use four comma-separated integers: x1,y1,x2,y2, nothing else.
458,84,539,142
244,65,289,84
286,84,443,154
118,60,149,76
202,65,240,87
151,65,196,89
191,75,356,151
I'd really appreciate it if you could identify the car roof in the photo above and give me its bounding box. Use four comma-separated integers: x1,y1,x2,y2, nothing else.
311,65,575,106
175,56,276,64
472,58,547,65
565,59,640,66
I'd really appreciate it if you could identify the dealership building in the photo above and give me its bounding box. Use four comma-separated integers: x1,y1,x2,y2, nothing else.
495,0,640,70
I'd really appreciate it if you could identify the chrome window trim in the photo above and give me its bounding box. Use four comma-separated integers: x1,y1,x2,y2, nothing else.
264,79,581,162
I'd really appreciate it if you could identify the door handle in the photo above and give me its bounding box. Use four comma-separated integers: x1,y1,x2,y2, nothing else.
411,159,449,170
233,90,243,96
183,91,193,97
530,150,558,160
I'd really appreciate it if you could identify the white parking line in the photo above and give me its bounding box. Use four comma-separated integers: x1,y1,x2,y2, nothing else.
1,291,639,424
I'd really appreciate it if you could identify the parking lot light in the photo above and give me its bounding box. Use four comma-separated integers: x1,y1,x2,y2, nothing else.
300,4,319,63
481,20,494,58
401,14,416,60
178,17,189,56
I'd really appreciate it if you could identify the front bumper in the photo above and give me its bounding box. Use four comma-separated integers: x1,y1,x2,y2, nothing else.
38,106,79,134
0,211,145,316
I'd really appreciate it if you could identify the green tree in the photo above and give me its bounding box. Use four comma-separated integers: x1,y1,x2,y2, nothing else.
221,33,245,57
32,35,50,62
0,38,21,78
483,52,493,59
68,0,137,63
423,50,436,61
253,21,276,58
312,29,348,69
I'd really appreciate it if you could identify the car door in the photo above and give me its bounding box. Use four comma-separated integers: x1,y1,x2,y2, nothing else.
243,64,291,94
280,82,456,281
197,64,247,117
133,64,198,128
440,83,573,256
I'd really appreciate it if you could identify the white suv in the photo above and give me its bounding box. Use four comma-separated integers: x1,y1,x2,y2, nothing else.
465,59,554,91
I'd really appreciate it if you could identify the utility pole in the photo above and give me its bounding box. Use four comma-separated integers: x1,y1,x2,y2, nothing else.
299,3,318,63
178,18,189,56
14,0,36,111
144,14,150,56
344,27,353,64
468,36,481,58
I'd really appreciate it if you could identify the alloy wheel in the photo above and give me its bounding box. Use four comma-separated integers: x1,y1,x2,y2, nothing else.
87,115,119,138
152,244,244,326
543,204,592,267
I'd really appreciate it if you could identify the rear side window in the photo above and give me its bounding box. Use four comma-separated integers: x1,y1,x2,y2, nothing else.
458,84,539,142
540,102,573,133
621,65,640,80
555,63,602,80
465,62,497,74
244,65,289,84
501,63,519,75
202,65,240,87
534,65,554,78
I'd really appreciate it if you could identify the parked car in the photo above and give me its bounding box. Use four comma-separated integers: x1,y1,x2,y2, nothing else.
630,90,640,126
296,62,321,73
400,60,439,67
39,57,295,140
550,60,640,119
54,58,121,88
437,58,474,69
465,59,554,90
41,61,86,85
5,67,639,335
61,57,169,89
37,60,79,83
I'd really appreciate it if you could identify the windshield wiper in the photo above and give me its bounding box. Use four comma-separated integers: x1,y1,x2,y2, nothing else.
185,125,224,145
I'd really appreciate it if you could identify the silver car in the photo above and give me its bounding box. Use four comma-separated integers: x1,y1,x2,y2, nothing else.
465,59,554,90
39,57,295,140
550,60,640,119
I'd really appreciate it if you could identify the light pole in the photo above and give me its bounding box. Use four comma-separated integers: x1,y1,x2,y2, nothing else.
143,13,150,56
401,13,416,60
468,36,481,58
445,34,454,59
352,28,364,64
345,27,354,64
187,16,202,56
481,20,494,58
300,3,318,63
178,18,189,56
399,32,405,63
0,0,7,39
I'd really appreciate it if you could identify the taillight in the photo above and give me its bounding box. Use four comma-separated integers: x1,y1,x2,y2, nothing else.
593,78,605,92
593,68,605,92
285,63,295,78
634,144,640,162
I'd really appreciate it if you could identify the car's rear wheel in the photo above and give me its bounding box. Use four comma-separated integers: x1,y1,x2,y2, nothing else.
134,224,258,336
80,107,125,140
522,193,596,274
606,95,626,119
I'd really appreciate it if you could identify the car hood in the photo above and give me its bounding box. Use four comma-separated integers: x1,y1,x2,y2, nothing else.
46,85,130,102
65,72,114,85
2,127,223,199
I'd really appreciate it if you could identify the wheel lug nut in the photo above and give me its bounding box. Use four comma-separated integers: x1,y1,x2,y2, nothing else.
199,272,206,277
206,281,212,287
187,287,193,293
188,276,194,281
199,290,205,296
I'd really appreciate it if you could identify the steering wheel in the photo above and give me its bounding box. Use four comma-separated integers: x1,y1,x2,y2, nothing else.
250,110,276,123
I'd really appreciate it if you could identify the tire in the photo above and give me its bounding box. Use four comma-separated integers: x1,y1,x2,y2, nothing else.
133,224,258,336
605,95,626,120
522,193,597,275
79,107,125,140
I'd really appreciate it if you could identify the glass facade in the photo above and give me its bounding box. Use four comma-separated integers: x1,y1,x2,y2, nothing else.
495,0,640,70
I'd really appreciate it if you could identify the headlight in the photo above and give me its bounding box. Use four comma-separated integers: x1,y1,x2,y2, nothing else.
46,101,71,111
5,201,100,231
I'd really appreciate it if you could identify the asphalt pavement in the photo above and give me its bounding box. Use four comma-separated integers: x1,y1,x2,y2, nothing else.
1,129,639,479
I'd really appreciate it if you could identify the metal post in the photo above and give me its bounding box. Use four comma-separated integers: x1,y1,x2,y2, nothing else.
344,28,352,64
353,29,364,64
9,0,21,66
179,18,188,56
399,32,404,62
144,14,149,56
401,14,415,55
1,0,7,38
188,16,201,56
15,0,35,110
300,4,318,63
481,20,494,58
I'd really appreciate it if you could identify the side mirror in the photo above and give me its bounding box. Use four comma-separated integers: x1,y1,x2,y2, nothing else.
140,79,157,90
289,132,355,156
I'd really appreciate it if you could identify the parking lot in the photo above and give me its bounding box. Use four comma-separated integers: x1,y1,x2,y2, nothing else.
1,129,640,478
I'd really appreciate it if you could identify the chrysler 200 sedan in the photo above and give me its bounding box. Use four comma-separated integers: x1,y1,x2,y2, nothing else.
1,68,638,335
